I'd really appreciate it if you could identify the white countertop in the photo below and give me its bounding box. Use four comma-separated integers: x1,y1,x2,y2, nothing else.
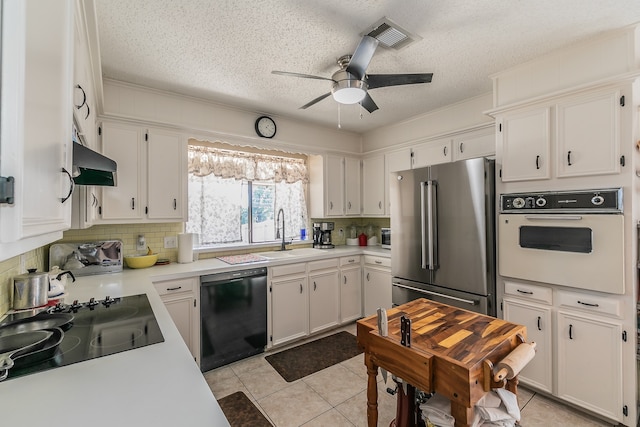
0,245,390,426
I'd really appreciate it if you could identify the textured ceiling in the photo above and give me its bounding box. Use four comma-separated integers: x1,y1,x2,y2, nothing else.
94,0,640,134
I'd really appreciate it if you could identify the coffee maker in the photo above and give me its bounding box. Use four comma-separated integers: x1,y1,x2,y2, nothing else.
313,222,335,249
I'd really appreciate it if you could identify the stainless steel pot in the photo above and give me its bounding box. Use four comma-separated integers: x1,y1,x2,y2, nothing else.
13,269,49,310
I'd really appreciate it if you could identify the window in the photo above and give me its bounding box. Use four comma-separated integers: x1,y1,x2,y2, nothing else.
186,142,309,247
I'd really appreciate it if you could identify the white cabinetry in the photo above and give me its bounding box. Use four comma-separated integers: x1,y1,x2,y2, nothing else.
386,148,412,173
309,155,361,217
308,259,340,334
502,281,553,393
556,290,624,421
0,0,75,260
411,137,451,169
99,122,187,223
362,155,385,216
72,0,96,149
502,280,628,423
498,107,551,182
363,255,392,317
452,128,495,161
555,89,621,178
153,277,199,364
270,263,309,347
497,86,624,182
339,256,362,323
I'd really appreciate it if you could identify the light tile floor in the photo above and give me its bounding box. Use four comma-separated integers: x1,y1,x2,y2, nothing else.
204,324,618,427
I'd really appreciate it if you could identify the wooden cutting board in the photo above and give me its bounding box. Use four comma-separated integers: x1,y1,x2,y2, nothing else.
357,298,526,407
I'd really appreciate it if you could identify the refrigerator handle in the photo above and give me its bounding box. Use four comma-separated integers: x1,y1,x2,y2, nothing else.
420,181,428,269
426,180,437,270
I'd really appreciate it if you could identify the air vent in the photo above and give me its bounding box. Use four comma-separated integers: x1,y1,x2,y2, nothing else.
362,17,421,50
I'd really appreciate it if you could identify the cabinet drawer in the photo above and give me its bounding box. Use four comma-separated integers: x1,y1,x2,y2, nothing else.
154,277,197,296
364,255,391,269
557,290,622,318
308,258,339,272
340,255,361,267
271,263,306,278
504,281,552,305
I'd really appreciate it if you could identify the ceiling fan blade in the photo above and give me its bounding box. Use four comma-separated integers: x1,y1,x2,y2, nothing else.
366,73,433,89
300,92,332,109
346,36,379,80
272,70,335,82
360,93,379,113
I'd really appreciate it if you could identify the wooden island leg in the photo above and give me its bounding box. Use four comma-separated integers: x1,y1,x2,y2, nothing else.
450,402,474,427
364,353,379,427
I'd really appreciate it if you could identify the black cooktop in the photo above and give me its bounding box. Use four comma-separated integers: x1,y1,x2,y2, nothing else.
0,294,164,381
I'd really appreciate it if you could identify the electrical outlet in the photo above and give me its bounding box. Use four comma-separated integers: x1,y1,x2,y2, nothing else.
136,234,146,252
164,236,177,249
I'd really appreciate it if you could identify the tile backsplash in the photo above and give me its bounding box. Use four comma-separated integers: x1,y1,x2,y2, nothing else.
60,223,184,262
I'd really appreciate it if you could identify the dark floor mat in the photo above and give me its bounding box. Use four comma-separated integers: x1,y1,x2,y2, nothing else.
217,391,272,427
265,331,363,382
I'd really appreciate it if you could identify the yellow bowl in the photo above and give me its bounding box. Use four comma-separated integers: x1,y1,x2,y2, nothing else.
124,254,159,269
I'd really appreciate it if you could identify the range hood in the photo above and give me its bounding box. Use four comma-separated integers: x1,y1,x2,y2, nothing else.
72,142,117,186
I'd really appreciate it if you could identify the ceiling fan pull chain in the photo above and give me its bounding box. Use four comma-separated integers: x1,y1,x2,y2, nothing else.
360,104,364,120
338,104,342,129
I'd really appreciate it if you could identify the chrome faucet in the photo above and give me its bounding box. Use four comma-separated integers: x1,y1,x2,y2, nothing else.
276,208,286,251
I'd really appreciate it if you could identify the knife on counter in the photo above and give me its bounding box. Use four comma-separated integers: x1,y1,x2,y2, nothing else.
376,307,388,384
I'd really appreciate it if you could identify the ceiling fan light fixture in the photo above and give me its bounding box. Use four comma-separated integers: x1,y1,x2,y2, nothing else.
331,77,367,104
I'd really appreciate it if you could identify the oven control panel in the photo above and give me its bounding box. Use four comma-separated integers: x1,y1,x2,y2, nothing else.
500,188,622,213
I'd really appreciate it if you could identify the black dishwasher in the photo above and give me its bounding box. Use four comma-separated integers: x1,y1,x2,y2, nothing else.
200,267,267,372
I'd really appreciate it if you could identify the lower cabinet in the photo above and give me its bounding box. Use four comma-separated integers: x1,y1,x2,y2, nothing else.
340,256,362,323
556,310,623,420
363,255,392,317
270,263,309,347
502,280,627,423
153,277,200,365
502,297,552,393
308,259,340,334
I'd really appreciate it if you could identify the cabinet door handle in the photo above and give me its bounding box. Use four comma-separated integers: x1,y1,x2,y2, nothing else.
459,142,464,153
535,155,540,170
379,201,382,209
366,273,370,281
173,198,177,210
166,286,182,291
537,316,542,331
348,259,355,263
375,260,382,264
577,300,599,308
299,283,303,294
516,289,533,295
329,201,333,210
313,281,317,291
343,276,347,284
567,151,572,166
443,146,448,156
85,103,90,120
348,201,352,210
61,168,74,203
131,198,135,210
569,324,573,340
74,84,86,108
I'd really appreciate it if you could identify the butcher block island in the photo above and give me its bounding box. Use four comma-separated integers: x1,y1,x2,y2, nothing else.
356,298,528,427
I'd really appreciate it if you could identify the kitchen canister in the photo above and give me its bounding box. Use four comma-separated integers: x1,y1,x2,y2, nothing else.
178,233,194,263
13,269,49,310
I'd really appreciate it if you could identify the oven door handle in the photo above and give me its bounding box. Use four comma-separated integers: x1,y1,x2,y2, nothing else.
524,215,583,221
392,282,478,306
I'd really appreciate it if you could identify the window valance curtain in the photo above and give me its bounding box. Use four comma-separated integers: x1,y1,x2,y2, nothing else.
188,144,308,184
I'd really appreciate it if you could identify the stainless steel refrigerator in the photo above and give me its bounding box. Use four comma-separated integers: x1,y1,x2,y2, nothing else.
390,158,496,315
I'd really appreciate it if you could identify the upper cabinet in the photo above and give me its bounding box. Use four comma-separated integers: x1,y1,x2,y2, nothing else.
362,155,385,216
72,0,96,149
0,0,75,260
98,121,187,223
496,86,625,182
498,106,551,182
309,154,361,217
411,137,452,169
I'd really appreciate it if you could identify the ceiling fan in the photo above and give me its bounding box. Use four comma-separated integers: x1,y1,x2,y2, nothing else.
272,35,433,113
